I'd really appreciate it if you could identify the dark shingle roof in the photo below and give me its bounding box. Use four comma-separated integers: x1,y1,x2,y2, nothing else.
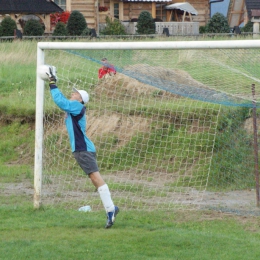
0,0,63,14
245,0,260,18
245,0,260,10
246,0,260,12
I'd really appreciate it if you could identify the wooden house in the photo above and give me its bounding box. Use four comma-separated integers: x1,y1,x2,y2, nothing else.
228,0,260,27
0,0,211,35
0,0,63,34
65,0,210,33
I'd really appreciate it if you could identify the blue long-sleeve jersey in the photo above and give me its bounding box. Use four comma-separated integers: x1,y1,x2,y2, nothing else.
50,84,96,153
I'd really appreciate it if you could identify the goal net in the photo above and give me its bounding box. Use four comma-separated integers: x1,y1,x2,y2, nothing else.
35,41,260,211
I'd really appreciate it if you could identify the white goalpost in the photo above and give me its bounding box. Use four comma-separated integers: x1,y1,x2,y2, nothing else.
34,40,260,211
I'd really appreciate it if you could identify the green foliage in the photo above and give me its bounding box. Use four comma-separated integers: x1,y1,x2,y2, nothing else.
100,16,126,35
0,16,17,36
241,21,253,32
0,24,3,36
136,11,155,34
23,19,44,36
66,10,87,36
205,12,230,33
81,27,91,36
199,26,206,34
53,22,67,36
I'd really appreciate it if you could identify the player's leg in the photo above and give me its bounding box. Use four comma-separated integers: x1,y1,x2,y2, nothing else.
89,172,119,228
74,151,119,228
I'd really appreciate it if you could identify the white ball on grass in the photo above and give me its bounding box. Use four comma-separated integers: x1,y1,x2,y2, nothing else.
78,205,92,212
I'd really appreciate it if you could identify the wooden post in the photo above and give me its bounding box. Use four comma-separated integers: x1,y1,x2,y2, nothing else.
252,83,260,207
151,3,156,19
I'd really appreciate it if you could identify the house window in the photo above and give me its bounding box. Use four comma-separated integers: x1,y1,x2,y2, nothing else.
114,3,119,19
54,0,66,11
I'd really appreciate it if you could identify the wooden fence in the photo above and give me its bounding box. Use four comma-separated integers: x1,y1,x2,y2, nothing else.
121,22,200,35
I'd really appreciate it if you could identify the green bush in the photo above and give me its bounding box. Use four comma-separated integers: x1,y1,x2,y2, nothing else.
0,25,3,36
81,27,91,36
241,21,253,32
53,22,67,36
205,12,230,33
100,16,126,35
199,26,206,34
0,16,17,36
23,19,44,36
66,10,87,36
136,11,155,34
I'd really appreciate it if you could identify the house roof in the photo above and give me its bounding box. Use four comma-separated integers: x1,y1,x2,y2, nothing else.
245,0,260,10
245,0,260,18
0,0,63,14
123,0,171,2
165,2,198,15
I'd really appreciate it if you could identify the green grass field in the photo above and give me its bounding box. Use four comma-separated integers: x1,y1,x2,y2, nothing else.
1,39,260,259
1,206,260,260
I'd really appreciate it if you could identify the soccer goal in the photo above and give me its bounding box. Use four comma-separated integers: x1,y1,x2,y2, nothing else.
35,40,260,211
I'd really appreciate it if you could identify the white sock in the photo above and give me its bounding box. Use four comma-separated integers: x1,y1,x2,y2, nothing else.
98,184,115,212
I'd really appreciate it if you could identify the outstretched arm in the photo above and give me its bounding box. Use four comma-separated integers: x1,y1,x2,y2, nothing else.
46,67,83,114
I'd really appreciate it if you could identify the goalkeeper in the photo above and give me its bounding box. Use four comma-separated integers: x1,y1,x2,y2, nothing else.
47,66,119,228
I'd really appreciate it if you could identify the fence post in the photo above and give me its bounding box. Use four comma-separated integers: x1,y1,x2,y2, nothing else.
251,83,260,207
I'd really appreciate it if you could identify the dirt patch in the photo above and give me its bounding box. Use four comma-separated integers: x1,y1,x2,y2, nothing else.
244,118,252,133
87,111,152,147
2,177,259,216
94,65,202,99
123,64,208,89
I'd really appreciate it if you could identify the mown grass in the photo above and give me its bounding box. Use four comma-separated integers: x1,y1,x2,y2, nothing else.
1,205,260,260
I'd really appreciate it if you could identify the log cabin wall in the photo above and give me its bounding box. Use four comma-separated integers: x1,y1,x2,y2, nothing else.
118,0,209,26
68,0,210,31
122,2,153,21
70,0,96,29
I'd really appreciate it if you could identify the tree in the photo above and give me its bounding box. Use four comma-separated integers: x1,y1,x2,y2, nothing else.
136,11,155,35
205,12,230,33
100,16,126,35
53,22,67,36
66,10,87,36
241,21,253,33
0,16,17,36
23,19,44,36
199,26,207,34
